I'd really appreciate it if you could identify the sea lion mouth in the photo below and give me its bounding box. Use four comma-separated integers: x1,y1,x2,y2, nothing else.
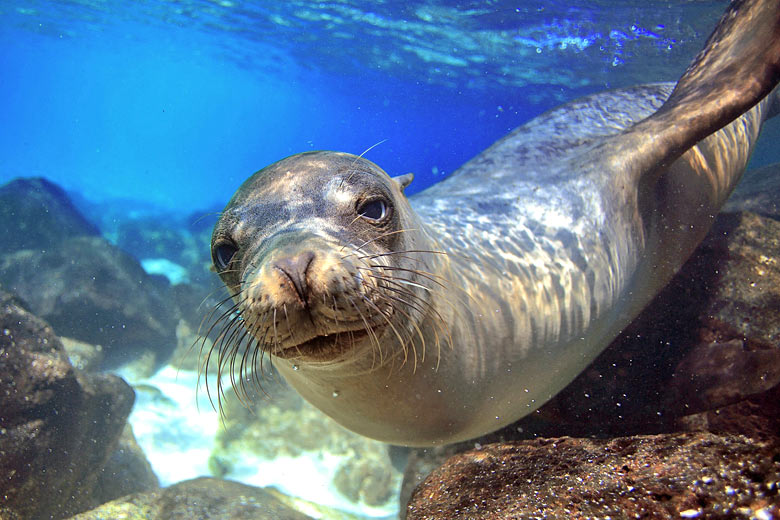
275,327,379,360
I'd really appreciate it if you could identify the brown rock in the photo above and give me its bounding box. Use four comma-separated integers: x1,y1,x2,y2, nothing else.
70,477,313,520
406,433,780,520
0,291,135,520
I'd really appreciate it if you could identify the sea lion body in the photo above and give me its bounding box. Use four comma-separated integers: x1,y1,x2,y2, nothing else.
209,0,780,446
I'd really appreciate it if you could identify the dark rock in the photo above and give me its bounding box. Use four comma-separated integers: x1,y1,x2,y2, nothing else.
70,477,313,520
725,162,780,220
0,290,135,520
676,381,780,444
699,211,780,346
663,339,780,416
92,424,160,506
406,433,780,520
0,177,99,253
0,236,179,368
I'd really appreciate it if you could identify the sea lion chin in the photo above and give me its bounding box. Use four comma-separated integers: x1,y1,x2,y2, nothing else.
204,0,780,447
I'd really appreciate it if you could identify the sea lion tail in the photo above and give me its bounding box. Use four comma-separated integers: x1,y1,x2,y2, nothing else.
619,0,780,183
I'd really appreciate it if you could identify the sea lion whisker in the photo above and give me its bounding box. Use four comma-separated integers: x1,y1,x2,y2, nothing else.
346,213,364,228
357,292,406,369
389,288,451,356
213,314,249,416
228,328,252,408
370,277,430,315
340,140,388,188
347,296,385,367
371,292,429,370
197,307,238,410
330,296,342,328
366,264,450,291
221,326,245,392
191,211,223,227
229,326,256,409
195,286,243,319
346,228,417,256
362,249,448,260
239,311,270,394
361,295,409,367
202,294,247,333
369,274,455,354
240,319,273,405
195,295,250,405
281,303,306,359
365,271,432,293
214,310,245,353
364,252,428,266
272,308,279,351
194,292,246,347
232,312,270,405
375,263,478,310
364,274,436,318
364,274,434,315
251,330,271,397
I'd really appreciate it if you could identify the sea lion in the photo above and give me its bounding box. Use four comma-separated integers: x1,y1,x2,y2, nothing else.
206,0,780,446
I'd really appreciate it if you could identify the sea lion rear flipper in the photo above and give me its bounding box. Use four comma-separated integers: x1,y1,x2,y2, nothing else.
619,0,780,184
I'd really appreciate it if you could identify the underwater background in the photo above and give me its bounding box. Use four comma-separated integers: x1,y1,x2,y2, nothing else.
2,1,780,519
5,0,779,212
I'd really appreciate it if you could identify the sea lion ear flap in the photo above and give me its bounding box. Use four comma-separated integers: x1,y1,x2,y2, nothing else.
391,173,414,192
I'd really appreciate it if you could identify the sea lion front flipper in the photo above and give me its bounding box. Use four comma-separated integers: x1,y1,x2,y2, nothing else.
617,0,780,185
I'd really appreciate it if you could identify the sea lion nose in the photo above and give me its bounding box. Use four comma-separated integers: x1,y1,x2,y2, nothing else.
274,251,316,304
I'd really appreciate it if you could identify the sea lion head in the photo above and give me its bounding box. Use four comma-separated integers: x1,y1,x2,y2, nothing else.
208,151,434,370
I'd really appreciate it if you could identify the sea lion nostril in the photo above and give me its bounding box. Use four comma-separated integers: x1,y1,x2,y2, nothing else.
274,251,316,303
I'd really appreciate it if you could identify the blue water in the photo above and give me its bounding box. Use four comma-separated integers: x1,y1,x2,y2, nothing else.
1,0,735,213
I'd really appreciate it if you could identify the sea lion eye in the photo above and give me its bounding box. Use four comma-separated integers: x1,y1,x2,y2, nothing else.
357,198,389,221
213,241,238,271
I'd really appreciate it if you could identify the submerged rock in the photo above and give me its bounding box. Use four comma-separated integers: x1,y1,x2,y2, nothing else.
0,176,218,370
405,433,780,519
0,291,136,520
91,424,160,506
70,477,313,520
725,162,780,220
60,336,105,372
0,235,179,369
0,177,99,253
